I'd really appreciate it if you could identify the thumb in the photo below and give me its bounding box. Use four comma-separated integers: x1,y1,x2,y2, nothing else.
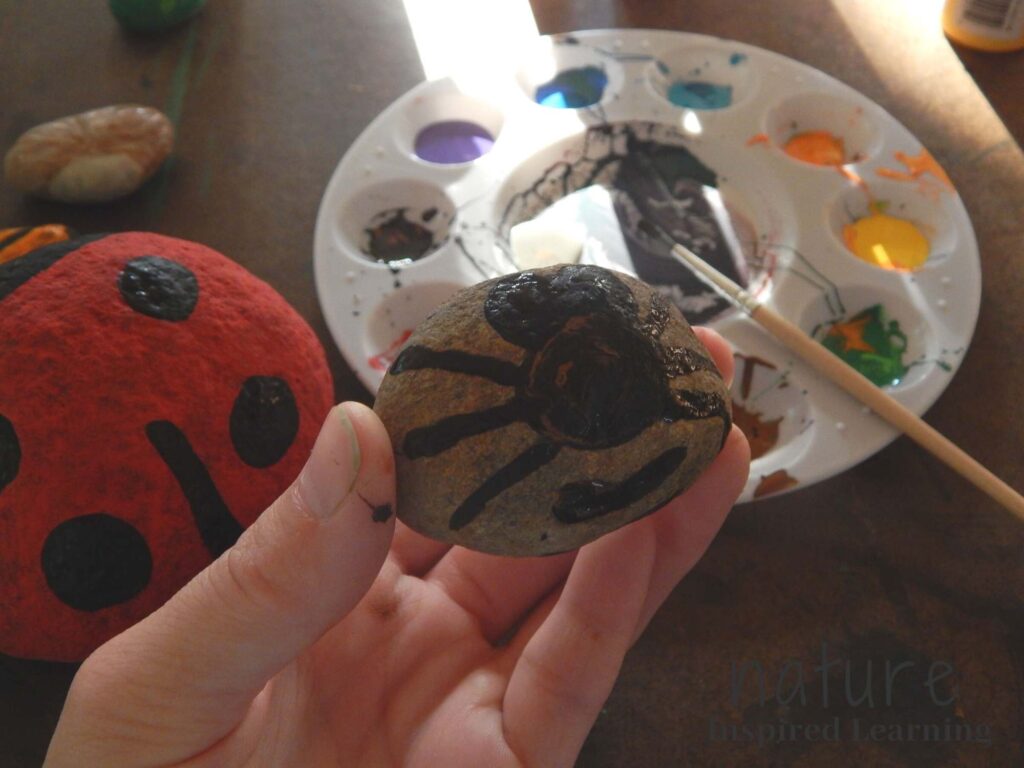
49,402,395,765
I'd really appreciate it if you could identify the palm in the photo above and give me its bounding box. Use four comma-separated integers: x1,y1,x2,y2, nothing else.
216,466,745,768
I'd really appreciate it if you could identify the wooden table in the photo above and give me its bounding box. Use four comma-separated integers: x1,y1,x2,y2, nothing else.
2,1,1022,765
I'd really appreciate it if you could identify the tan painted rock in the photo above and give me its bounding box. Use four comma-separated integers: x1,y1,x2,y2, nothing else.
374,264,732,556
3,105,173,203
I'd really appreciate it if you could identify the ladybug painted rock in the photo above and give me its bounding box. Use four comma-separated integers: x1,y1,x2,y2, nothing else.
0,233,333,661
374,264,731,556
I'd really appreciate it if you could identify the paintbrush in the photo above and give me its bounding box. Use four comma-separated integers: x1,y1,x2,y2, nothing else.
670,241,1024,522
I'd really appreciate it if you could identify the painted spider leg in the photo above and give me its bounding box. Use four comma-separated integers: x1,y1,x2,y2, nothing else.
390,344,524,387
552,445,688,523
403,400,524,459
670,389,733,449
449,440,561,530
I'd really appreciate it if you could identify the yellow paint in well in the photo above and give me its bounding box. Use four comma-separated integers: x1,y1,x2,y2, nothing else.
842,209,929,271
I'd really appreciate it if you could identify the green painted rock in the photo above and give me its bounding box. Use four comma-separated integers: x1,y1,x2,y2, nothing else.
109,0,206,31
374,264,732,556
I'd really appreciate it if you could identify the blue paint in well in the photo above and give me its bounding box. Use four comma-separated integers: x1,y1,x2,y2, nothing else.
729,52,748,65
535,66,609,109
666,80,732,110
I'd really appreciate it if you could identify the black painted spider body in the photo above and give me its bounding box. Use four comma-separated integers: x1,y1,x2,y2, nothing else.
385,265,730,537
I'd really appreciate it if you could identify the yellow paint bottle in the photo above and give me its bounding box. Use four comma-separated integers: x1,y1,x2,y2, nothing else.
943,0,1024,52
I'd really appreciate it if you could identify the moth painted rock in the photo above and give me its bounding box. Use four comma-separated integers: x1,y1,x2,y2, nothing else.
3,105,173,203
374,264,731,556
0,233,333,661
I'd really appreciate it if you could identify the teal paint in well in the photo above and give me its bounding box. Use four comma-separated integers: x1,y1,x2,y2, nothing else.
729,52,748,65
535,66,608,109
666,80,732,110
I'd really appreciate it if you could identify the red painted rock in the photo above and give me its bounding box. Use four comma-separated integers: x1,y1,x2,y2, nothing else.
0,233,333,661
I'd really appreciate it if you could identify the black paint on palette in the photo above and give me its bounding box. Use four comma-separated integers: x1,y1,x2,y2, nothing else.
389,266,729,531
500,122,750,324
364,208,437,262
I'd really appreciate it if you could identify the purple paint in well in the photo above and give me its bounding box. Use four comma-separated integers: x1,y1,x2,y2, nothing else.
414,120,495,164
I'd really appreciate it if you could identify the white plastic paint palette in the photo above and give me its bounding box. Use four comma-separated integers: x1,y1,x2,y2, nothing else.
314,29,980,502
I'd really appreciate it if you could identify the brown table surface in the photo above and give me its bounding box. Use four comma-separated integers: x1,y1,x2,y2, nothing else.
2,1,1022,766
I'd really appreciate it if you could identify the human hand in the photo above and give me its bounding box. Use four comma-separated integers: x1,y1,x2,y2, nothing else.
45,327,750,768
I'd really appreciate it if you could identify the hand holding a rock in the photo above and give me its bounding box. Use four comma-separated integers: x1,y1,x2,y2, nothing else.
46,338,749,768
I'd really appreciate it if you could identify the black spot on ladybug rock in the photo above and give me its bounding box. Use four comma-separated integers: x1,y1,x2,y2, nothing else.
0,414,20,494
118,255,199,321
41,513,152,611
230,376,299,468
146,420,243,557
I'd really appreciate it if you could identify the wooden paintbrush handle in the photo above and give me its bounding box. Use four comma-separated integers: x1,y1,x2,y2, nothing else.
751,304,1024,522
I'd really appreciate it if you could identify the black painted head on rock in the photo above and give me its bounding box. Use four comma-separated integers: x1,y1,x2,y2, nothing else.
0,232,332,660
384,264,730,536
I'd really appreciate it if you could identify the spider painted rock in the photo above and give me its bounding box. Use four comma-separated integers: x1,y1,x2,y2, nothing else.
374,264,731,556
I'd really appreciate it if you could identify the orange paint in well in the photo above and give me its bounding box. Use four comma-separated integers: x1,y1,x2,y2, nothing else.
876,150,953,190
824,314,875,354
783,130,845,166
746,133,770,147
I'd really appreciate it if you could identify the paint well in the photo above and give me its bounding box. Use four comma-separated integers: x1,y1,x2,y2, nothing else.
783,130,845,166
499,122,749,325
842,209,929,271
535,66,608,108
666,80,732,110
821,304,908,387
364,209,436,262
414,120,495,164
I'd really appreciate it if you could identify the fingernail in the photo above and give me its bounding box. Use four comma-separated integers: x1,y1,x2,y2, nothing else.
296,404,362,520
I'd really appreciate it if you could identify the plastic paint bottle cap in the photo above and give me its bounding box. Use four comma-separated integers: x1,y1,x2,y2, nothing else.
942,0,1024,52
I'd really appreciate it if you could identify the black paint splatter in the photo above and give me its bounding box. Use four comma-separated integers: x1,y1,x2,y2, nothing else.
360,495,393,523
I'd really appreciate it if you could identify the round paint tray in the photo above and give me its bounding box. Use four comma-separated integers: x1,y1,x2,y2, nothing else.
314,29,981,502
